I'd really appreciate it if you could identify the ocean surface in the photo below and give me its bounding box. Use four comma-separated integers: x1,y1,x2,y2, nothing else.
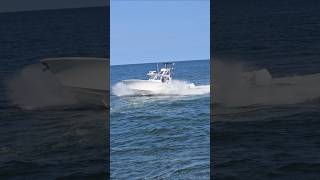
213,0,320,179
110,60,210,179
0,7,109,179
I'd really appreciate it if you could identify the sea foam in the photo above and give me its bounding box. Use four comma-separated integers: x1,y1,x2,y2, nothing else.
112,80,210,97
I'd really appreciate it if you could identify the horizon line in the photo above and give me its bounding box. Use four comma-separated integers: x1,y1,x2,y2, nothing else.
111,58,210,66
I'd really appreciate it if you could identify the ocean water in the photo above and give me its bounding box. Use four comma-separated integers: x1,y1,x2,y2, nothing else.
0,7,109,179
213,0,320,179
110,60,210,179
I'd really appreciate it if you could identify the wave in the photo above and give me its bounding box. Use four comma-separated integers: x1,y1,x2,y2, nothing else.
112,80,210,97
213,61,320,107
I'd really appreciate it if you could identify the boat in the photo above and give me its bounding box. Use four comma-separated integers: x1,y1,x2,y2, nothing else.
121,62,175,94
40,57,109,106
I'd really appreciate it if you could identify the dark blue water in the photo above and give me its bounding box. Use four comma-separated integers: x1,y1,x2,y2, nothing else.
110,60,210,179
213,0,320,179
0,7,108,179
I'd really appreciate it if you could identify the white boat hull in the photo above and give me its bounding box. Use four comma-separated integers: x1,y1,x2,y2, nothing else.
41,57,109,107
122,79,170,95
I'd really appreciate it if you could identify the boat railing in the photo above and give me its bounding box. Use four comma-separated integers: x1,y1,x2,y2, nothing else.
148,62,175,82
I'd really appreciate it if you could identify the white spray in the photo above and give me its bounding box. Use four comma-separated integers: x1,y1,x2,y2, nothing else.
5,64,78,110
112,80,210,97
213,61,320,107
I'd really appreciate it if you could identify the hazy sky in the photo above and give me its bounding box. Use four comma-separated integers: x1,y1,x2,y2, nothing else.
0,0,107,12
111,0,210,65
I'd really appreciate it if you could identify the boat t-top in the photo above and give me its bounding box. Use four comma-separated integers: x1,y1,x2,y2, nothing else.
121,62,175,94
146,62,174,83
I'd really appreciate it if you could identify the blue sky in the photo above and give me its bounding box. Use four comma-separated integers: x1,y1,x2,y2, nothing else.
111,0,210,65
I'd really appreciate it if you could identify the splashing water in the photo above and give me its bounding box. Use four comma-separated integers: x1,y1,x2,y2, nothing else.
213,61,320,107
5,64,78,110
112,80,210,97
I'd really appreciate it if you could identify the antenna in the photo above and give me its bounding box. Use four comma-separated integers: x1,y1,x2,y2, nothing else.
172,62,175,77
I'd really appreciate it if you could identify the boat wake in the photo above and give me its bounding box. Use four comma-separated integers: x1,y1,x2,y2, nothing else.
112,80,210,97
214,61,320,107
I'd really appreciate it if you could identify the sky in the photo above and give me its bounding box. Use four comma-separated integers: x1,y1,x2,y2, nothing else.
0,0,107,12
111,0,210,65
